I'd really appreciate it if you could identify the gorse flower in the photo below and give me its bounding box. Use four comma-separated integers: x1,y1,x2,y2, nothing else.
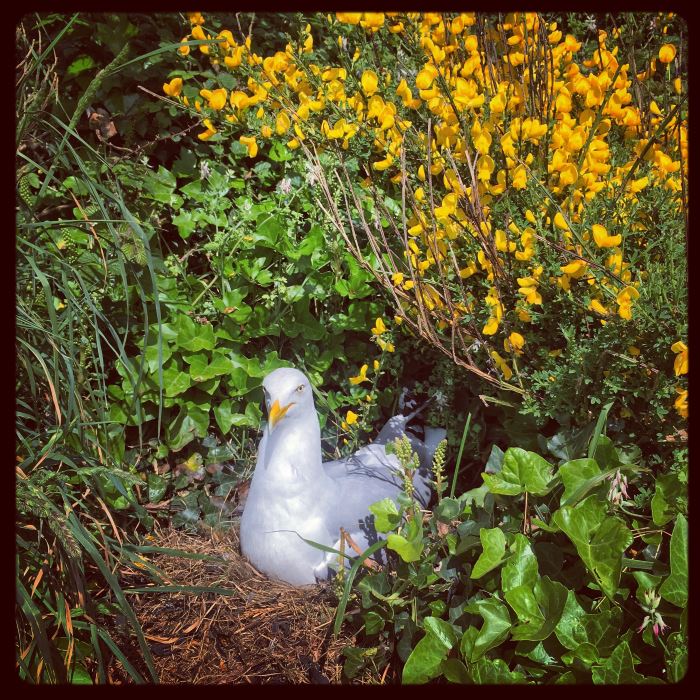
169,11,686,405
671,341,688,376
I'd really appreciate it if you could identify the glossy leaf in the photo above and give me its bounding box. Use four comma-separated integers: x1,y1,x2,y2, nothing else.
504,576,568,641
501,533,539,593
482,448,556,496
369,498,401,533
552,496,632,599
471,527,507,579
402,617,459,684
658,514,687,607
463,598,512,661
591,641,646,684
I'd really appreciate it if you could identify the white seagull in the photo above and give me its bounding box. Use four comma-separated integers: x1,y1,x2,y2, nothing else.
239,367,445,586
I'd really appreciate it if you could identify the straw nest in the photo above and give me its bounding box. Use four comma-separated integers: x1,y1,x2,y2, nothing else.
109,521,365,684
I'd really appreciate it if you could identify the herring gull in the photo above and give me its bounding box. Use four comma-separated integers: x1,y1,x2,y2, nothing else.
240,367,445,586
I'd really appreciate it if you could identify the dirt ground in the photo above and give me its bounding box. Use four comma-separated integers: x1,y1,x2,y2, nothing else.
109,522,362,683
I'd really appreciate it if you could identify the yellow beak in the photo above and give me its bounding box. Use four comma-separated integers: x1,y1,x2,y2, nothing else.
269,399,295,429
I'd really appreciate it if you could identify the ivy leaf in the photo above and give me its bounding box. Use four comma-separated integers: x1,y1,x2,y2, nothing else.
161,364,191,397
651,472,685,526
386,533,422,562
467,657,527,684
658,514,688,607
175,314,215,352
463,598,512,661
504,576,568,641
552,495,632,600
440,658,470,683
67,55,96,76
147,473,167,503
501,533,539,593
554,589,587,650
558,458,603,506
471,527,507,579
481,448,556,496
401,617,459,684
369,498,401,533
591,641,646,684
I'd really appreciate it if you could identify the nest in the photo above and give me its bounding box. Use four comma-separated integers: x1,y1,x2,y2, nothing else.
110,522,362,684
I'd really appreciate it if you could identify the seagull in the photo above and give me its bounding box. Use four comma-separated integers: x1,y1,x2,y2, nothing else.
239,367,446,586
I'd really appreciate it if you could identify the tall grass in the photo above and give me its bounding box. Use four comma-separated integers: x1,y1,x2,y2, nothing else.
15,14,177,683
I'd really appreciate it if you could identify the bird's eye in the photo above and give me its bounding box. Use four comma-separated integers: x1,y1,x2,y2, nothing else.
296,384,305,392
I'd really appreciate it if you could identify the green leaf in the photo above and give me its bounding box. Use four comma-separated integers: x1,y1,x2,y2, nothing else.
504,576,568,641
68,663,93,684
67,55,96,76
591,641,645,684
440,658,471,683
161,365,191,397
580,608,623,658
468,657,527,684
481,447,556,496
658,514,687,607
651,472,685,526
592,435,620,470
172,210,196,239
501,533,539,593
213,399,236,434
369,498,401,533
554,589,587,650
175,314,215,352
402,617,458,684
147,473,167,503
471,527,506,578
435,497,461,522
552,495,632,599
558,458,603,506
463,598,512,661
386,533,422,562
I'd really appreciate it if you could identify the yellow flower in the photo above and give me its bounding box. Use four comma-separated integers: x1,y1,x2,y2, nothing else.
371,317,386,335
377,337,395,353
361,70,379,96
674,387,688,419
345,410,359,425
276,111,291,135
200,87,227,110
188,12,205,25
512,165,527,189
671,341,688,376
659,43,677,64
483,316,499,335
416,65,437,90
261,124,272,139
197,118,217,141
589,298,609,316
490,350,513,380
504,332,525,354
592,224,622,248
350,364,370,385
553,212,569,231
239,135,258,157
360,13,385,31
616,286,640,320
163,77,183,97
178,38,191,56
560,259,587,277
336,12,362,24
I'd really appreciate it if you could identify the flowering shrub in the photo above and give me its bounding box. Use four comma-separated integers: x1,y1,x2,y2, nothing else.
164,10,686,452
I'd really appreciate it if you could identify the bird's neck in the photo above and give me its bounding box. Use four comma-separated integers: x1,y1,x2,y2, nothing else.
263,417,325,484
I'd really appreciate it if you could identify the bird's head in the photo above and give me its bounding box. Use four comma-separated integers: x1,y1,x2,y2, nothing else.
262,367,315,430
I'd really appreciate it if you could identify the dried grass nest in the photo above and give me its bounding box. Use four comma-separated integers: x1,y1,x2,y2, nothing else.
110,521,370,684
